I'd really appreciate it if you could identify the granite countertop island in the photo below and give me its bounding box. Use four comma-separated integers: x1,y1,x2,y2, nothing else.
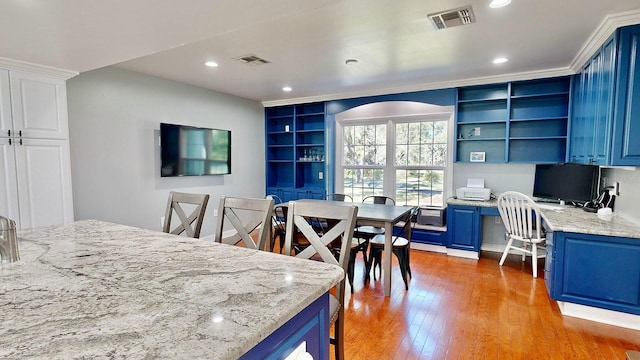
0,220,343,359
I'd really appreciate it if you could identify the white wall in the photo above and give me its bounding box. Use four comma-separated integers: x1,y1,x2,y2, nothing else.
453,163,536,251
602,167,640,224
67,67,265,237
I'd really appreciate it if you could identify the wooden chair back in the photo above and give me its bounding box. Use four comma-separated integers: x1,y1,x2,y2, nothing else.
497,191,543,242
163,191,210,238
214,196,275,250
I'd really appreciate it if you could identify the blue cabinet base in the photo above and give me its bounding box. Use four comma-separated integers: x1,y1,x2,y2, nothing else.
240,293,330,360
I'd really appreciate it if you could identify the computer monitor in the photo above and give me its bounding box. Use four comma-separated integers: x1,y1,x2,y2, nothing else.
532,163,599,204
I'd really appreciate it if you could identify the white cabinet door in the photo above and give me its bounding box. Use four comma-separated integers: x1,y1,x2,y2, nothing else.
9,71,69,140
0,138,20,223
0,70,11,138
14,138,74,229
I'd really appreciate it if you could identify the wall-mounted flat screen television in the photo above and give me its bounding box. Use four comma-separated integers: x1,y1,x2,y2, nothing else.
532,163,598,204
160,123,231,177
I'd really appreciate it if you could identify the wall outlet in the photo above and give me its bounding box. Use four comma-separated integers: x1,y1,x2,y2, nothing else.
213,209,218,217
494,217,501,224
319,171,324,180
474,127,481,136
160,216,165,227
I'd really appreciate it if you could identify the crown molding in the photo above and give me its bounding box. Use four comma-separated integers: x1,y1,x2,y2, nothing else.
570,9,640,72
262,67,573,107
0,57,78,80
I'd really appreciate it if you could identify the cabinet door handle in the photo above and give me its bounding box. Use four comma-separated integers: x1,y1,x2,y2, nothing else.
19,138,22,146
18,130,22,137
7,130,10,137
8,138,11,145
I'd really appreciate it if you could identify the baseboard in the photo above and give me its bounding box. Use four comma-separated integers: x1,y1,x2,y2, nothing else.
446,248,479,260
411,243,447,253
557,301,640,331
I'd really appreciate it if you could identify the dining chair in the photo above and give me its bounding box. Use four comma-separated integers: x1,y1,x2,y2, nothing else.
496,191,546,278
352,195,396,285
270,203,288,253
163,191,210,238
326,193,353,202
283,200,358,360
368,207,416,290
214,196,274,250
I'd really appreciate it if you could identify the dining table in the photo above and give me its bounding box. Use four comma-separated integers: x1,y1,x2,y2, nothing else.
292,199,414,296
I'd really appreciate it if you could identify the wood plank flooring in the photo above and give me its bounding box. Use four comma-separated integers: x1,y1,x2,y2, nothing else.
338,249,640,359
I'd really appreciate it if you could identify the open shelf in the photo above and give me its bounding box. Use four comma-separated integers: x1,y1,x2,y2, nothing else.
456,77,571,163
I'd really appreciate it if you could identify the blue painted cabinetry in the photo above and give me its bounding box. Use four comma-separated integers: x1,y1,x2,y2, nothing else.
456,77,570,163
569,24,640,166
446,205,481,251
240,293,330,359
612,25,640,165
546,231,640,315
266,103,327,201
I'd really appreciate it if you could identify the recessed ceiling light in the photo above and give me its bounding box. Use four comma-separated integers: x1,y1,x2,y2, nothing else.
345,59,358,65
204,61,218,67
493,57,508,64
282,86,292,92
489,0,511,8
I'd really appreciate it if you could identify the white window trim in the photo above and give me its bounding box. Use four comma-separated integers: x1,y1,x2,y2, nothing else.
334,102,455,205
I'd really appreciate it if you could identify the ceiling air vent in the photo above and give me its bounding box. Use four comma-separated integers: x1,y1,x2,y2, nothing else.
427,5,475,30
234,54,271,66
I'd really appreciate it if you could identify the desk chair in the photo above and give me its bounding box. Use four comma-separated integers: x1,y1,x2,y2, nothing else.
163,191,210,238
496,191,546,278
284,201,358,360
214,196,274,250
368,207,416,290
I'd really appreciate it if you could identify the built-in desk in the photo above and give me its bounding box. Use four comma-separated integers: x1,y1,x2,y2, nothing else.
446,198,640,330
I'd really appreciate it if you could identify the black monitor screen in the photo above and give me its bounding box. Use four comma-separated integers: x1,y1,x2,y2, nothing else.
160,123,231,177
533,163,598,203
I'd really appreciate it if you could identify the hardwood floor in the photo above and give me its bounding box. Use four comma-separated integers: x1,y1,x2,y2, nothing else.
337,249,640,360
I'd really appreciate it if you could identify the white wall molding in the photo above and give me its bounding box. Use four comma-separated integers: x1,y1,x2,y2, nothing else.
0,57,78,80
570,9,640,72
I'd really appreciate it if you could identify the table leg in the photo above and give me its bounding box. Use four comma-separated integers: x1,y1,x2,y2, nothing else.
384,221,393,296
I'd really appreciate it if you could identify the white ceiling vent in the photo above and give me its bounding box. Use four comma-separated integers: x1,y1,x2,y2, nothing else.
234,54,271,66
427,6,475,30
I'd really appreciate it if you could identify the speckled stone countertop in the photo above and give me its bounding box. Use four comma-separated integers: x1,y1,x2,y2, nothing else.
447,198,640,239
0,220,343,360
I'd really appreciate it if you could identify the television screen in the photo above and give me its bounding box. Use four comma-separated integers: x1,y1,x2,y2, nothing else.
160,123,231,177
532,163,598,204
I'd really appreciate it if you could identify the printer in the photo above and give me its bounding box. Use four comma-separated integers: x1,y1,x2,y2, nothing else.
456,178,491,201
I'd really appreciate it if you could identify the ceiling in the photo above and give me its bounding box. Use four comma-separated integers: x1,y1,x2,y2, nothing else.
2,0,640,105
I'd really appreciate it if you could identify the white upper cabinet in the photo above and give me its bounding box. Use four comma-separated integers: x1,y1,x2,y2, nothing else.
8,70,69,140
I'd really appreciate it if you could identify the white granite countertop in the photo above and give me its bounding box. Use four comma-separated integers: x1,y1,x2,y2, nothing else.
447,198,640,239
0,220,343,360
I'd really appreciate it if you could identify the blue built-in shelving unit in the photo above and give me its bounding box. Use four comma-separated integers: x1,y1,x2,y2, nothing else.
265,102,327,201
455,77,571,163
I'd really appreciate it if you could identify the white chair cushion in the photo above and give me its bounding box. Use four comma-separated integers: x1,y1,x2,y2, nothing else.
370,234,409,247
355,225,384,235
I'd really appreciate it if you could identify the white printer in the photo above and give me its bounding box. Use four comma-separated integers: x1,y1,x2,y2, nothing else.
456,178,491,201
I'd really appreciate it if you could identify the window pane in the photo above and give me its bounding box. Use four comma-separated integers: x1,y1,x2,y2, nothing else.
396,123,408,144
395,169,444,206
434,121,447,143
343,168,384,203
396,144,408,166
